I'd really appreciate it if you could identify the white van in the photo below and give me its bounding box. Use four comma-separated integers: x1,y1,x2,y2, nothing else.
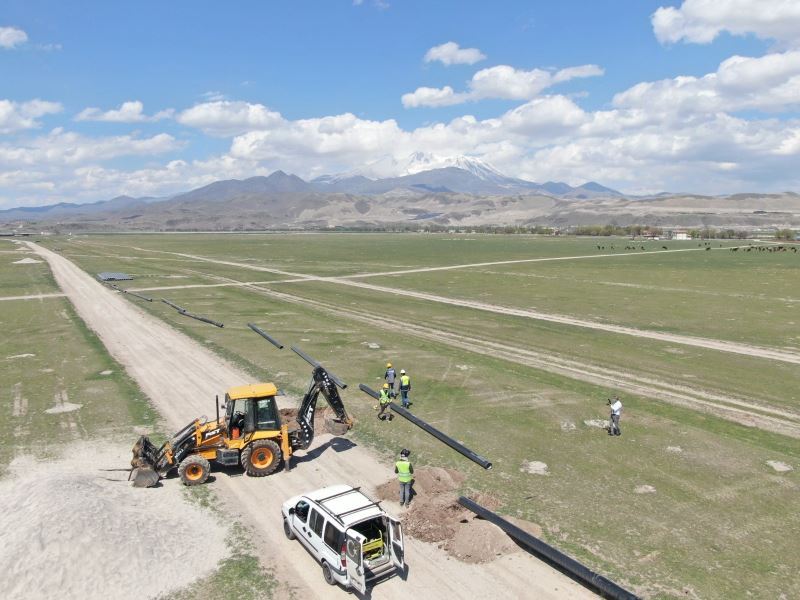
281,484,405,593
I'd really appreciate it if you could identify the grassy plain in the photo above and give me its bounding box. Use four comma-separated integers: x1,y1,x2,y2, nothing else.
43,233,800,599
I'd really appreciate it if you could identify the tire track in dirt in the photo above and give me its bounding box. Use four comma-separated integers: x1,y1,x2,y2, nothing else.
0,293,66,302
28,242,595,600
195,272,800,438
90,242,800,366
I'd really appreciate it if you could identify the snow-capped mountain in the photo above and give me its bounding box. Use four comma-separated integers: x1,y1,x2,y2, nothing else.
317,152,507,181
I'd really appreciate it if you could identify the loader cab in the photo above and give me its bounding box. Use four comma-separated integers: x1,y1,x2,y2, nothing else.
224,383,280,439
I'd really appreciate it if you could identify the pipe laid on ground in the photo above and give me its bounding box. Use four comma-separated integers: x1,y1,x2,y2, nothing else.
248,323,284,349
291,345,347,389
458,496,639,600
182,311,224,328
161,298,222,327
161,298,187,313
358,384,492,470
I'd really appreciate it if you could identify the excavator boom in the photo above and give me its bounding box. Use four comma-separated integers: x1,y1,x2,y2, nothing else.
292,365,353,450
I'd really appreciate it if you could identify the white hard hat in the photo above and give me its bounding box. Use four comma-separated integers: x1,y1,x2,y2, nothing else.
400,369,406,374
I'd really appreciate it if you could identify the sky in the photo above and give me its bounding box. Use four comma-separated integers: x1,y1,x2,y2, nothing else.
1,0,800,208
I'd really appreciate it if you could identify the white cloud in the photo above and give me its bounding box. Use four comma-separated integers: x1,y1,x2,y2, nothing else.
177,101,284,136
424,42,486,66
403,63,604,107
613,50,800,114
75,100,173,123
0,99,62,133
652,0,800,46
0,26,27,49
401,86,466,108
0,129,182,167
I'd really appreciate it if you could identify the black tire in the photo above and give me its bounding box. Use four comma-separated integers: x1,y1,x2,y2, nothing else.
283,518,295,540
241,439,282,477
322,562,336,586
178,455,210,486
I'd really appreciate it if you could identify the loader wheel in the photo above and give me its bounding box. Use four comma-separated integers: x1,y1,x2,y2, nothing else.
178,455,210,486
241,439,281,477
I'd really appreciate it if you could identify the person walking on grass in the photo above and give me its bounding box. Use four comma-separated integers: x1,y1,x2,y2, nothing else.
395,449,413,507
384,362,397,397
608,395,623,436
377,383,393,421
399,369,411,408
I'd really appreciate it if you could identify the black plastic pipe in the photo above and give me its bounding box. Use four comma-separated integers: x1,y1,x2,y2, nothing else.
182,311,224,328
458,496,639,600
358,384,492,470
291,345,347,389
247,323,284,349
161,298,187,313
125,290,153,302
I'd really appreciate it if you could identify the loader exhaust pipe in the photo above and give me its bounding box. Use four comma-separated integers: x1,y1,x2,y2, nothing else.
458,496,639,600
358,384,492,470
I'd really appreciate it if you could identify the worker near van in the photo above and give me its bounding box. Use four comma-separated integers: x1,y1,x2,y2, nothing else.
395,449,414,507
608,395,623,436
384,362,397,397
378,383,393,421
399,369,411,408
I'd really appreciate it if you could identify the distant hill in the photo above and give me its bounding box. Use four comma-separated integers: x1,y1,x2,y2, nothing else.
6,157,798,232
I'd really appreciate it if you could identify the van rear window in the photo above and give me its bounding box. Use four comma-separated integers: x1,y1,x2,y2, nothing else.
324,522,341,550
309,509,324,537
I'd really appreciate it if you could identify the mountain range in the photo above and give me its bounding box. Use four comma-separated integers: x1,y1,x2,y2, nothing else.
0,155,621,222
2,154,798,231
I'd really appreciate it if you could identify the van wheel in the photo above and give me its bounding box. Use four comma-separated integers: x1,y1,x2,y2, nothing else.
283,518,295,540
241,439,281,477
322,562,336,585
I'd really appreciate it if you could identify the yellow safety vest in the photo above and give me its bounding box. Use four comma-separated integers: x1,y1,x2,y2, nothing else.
395,460,412,482
379,390,391,405
400,375,410,389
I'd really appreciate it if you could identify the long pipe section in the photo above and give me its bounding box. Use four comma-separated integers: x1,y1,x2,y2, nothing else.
458,496,639,600
291,346,347,389
358,384,492,470
247,323,284,349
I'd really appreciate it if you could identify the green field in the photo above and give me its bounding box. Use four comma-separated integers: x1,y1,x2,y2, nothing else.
38,232,800,599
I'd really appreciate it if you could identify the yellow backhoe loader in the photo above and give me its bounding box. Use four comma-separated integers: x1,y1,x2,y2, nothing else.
131,364,352,487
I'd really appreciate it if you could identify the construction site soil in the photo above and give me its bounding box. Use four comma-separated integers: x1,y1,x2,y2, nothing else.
375,466,543,564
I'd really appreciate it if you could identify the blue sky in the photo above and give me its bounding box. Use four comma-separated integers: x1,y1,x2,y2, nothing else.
1,0,799,207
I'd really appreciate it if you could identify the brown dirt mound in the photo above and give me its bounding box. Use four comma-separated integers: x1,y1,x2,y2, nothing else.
280,406,349,434
375,466,538,564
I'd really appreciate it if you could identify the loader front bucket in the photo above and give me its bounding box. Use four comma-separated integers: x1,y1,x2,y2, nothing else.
130,465,160,488
130,435,162,488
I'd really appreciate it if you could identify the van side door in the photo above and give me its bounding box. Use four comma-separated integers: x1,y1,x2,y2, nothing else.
307,507,326,556
345,529,367,594
386,515,405,570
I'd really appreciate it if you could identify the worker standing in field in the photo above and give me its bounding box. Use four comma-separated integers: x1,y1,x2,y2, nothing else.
395,448,414,507
378,383,393,421
608,395,623,436
399,369,411,408
384,362,397,398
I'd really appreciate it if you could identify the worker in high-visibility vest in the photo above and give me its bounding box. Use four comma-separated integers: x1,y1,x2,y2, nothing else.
384,362,397,398
399,369,412,408
377,383,393,421
395,448,414,506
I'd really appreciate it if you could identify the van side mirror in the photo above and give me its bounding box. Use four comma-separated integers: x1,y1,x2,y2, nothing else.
288,507,295,515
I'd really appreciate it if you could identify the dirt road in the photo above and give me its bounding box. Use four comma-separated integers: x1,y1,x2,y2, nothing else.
29,242,597,600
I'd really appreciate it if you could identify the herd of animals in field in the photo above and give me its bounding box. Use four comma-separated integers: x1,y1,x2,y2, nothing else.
592,242,798,253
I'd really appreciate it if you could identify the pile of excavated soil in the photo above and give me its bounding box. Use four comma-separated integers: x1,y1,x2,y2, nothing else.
0,442,229,600
374,466,541,564
280,406,351,435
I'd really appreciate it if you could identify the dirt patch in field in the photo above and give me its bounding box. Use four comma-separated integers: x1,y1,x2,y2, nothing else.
0,441,229,600
766,460,793,473
374,466,541,564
